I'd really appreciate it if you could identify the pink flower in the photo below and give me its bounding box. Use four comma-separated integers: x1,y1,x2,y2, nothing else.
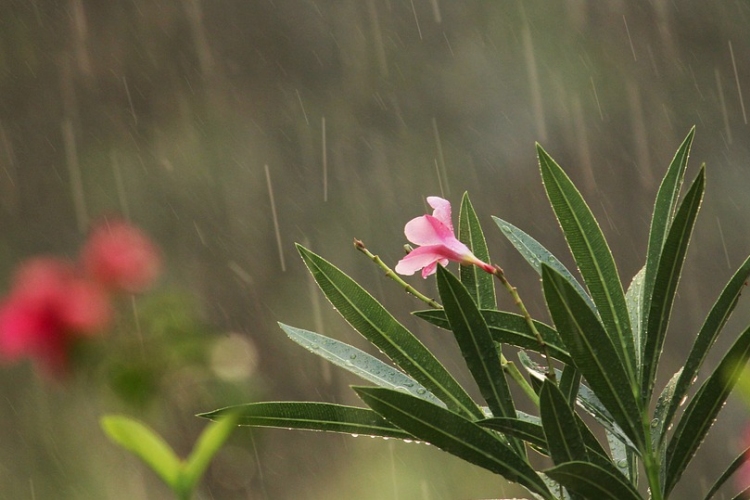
81,219,162,294
395,196,494,278
0,257,112,374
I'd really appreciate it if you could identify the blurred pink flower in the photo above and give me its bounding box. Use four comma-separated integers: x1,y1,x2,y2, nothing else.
81,219,162,294
736,425,750,495
395,196,494,278
0,257,112,374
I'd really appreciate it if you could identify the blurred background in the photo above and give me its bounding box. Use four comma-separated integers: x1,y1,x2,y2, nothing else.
1,1,749,498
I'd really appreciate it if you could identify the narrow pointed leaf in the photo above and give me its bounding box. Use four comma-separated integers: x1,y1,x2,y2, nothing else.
542,264,644,449
478,417,548,451
625,266,645,367
181,412,240,495
702,445,750,500
642,128,695,360
414,309,572,365
652,369,682,454
493,216,595,312
607,430,638,485
545,461,641,500
436,266,523,454
297,245,481,419
355,386,554,499
641,167,705,405
560,365,582,407
661,254,750,446
100,415,181,489
538,144,636,386
199,402,413,439
459,193,496,308
540,380,588,465
665,324,750,496
280,323,445,407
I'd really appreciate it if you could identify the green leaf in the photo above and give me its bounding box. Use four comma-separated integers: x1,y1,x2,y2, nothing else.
435,266,523,455
199,402,413,439
297,245,481,419
607,430,638,485
459,193,496,308
702,445,750,500
280,323,445,407
641,167,705,405
625,266,645,368
664,324,750,496
559,365,581,407
641,128,695,361
493,216,595,312
542,264,644,450
652,369,682,459
537,144,636,386
181,412,239,495
478,417,548,451
100,415,182,490
414,309,571,365
660,254,750,446
354,386,554,499
545,461,641,500
540,380,588,465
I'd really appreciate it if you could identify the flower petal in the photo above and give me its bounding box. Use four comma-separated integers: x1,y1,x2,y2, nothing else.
395,246,446,276
404,214,454,246
426,196,453,231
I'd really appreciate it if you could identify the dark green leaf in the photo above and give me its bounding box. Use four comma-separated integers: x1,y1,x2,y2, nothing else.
641,128,695,364
560,365,582,407
355,386,553,499
538,144,636,386
625,266,645,367
702,445,750,500
661,254,750,446
607,430,639,486
665,324,750,496
493,216,595,312
459,193,496,309
540,380,588,465
478,417,548,451
542,264,644,450
545,461,641,500
199,402,413,439
297,245,481,419
436,267,523,454
280,323,445,407
652,369,682,456
641,167,705,405
414,309,571,365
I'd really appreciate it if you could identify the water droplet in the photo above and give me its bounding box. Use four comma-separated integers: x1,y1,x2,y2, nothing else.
403,439,413,444
617,459,627,468
501,224,511,233
310,344,320,350
650,418,659,428
416,388,426,395
350,433,359,438
679,395,688,407
349,353,357,360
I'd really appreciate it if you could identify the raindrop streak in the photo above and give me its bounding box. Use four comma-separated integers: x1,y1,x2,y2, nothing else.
521,24,547,142
295,89,309,125
434,159,445,198
264,164,286,272
429,0,441,23
432,118,449,196
111,150,130,219
122,76,137,126
716,217,732,269
62,119,88,233
321,116,327,202
729,40,748,124
250,430,269,500
715,67,733,144
365,0,388,77
590,77,604,121
622,15,636,61
410,0,423,40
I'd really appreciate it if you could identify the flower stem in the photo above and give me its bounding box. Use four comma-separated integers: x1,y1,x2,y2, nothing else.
502,358,539,406
492,265,557,384
354,239,442,309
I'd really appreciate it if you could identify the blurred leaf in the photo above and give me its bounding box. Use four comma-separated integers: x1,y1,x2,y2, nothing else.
279,323,445,407
542,264,644,450
660,254,750,447
540,380,588,465
702,445,750,500
545,461,641,500
100,415,181,490
354,386,554,499
664,324,750,496
625,266,645,368
436,266,523,455
414,309,571,364
200,402,413,439
641,128,695,362
459,193,496,308
640,167,705,405
180,412,240,495
493,216,595,312
297,245,481,419
537,144,636,386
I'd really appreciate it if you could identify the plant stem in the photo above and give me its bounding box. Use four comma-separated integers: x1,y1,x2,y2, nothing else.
492,265,557,383
353,239,442,309
502,358,539,406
